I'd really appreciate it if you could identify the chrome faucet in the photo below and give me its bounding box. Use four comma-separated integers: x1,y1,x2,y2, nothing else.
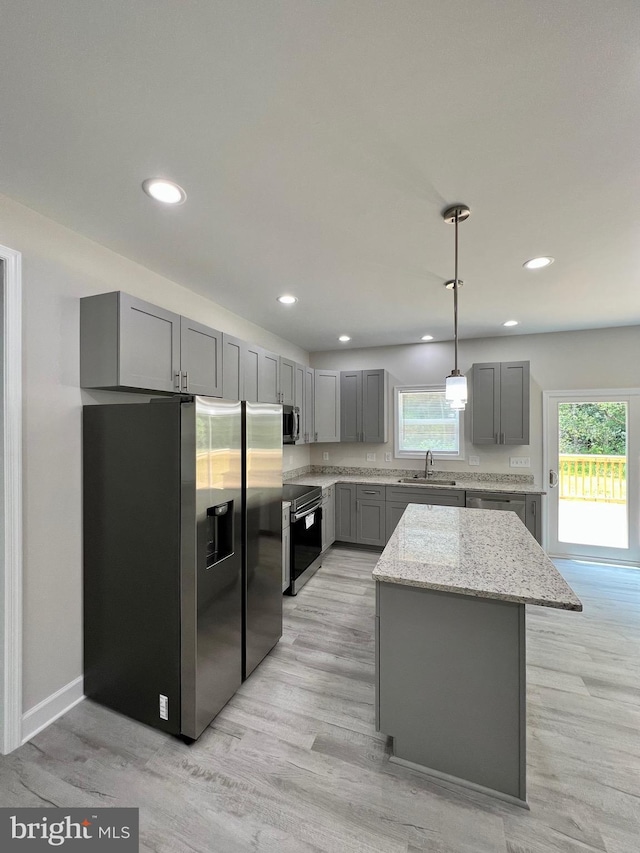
424,449,433,480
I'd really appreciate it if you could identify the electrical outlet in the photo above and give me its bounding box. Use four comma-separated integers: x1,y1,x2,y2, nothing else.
385,452,392,462
322,452,329,461
469,455,480,466
510,456,531,468
366,452,376,462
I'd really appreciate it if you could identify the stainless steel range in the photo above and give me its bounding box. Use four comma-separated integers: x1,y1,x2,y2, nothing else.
282,484,323,595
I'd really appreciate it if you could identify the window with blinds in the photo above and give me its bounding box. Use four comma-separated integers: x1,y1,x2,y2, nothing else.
395,386,463,458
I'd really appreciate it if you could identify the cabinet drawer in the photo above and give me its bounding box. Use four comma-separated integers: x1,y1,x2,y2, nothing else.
385,487,465,506
357,484,385,500
322,485,335,503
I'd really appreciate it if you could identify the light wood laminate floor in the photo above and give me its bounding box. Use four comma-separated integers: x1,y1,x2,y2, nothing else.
1,549,638,852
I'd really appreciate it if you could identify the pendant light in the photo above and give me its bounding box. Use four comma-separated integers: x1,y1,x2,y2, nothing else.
443,204,470,410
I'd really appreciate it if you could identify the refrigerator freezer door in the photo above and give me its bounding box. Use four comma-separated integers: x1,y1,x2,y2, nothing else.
180,397,243,740
243,402,284,679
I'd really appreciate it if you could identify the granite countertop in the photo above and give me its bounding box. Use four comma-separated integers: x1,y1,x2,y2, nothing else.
285,472,545,495
373,504,582,611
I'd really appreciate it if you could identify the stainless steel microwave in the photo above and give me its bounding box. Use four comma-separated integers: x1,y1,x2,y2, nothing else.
283,405,300,444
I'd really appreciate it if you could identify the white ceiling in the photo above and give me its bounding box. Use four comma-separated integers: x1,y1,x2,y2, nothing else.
1,1,639,352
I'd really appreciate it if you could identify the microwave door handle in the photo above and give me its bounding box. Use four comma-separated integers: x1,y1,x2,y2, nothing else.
294,409,300,439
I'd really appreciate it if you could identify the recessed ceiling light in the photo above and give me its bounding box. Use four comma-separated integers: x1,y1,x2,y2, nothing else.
523,256,554,270
142,178,186,205
503,320,519,327
277,295,298,305
421,335,434,341
338,335,351,343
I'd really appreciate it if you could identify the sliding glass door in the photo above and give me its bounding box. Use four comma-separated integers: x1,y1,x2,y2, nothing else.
544,391,640,565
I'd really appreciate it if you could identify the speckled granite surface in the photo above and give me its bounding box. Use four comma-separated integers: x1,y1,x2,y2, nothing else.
373,504,582,611
285,470,544,495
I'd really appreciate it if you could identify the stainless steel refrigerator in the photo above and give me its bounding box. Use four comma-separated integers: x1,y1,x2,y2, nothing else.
83,396,282,741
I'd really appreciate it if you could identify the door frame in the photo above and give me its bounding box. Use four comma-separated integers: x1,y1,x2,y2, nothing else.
542,388,640,566
1,243,23,754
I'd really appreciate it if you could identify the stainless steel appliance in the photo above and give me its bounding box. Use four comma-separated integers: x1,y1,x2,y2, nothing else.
282,404,300,444
465,492,526,524
83,396,282,742
282,484,323,595
243,401,284,679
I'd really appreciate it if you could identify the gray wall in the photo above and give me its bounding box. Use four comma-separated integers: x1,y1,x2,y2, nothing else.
0,192,310,713
309,326,640,484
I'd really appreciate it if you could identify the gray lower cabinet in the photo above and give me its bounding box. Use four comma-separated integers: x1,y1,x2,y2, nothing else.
357,499,386,547
340,369,388,443
314,369,341,443
525,494,542,544
321,486,336,551
471,361,530,445
80,291,222,395
335,483,357,543
384,487,466,542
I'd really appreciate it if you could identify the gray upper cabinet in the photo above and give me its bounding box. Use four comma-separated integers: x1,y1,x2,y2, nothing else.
294,362,306,445
362,369,388,443
314,369,341,442
471,361,530,445
243,343,260,403
222,333,244,401
340,369,388,442
340,370,362,442
81,291,223,395
280,357,296,406
258,348,280,404
179,315,222,397
303,367,315,443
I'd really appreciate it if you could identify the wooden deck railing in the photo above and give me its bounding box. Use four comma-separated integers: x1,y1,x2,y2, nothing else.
559,454,626,503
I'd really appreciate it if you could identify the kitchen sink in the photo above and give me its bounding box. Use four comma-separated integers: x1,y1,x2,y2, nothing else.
398,477,457,486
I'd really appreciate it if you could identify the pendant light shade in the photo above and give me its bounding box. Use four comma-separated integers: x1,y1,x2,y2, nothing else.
445,373,468,407
442,204,470,411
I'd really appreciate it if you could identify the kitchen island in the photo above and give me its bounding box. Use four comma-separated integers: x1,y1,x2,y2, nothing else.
373,504,582,808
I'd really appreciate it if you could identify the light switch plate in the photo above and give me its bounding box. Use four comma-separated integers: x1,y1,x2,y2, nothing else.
510,456,531,468
385,452,392,462
469,455,480,466
366,452,376,462
322,452,329,461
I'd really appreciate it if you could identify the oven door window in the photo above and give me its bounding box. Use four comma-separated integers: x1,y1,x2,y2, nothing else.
291,506,323,580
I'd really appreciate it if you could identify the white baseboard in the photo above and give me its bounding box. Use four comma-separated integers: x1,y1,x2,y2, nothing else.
21,676,85,745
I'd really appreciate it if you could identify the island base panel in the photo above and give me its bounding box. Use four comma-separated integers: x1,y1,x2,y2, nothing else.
377,582,526,803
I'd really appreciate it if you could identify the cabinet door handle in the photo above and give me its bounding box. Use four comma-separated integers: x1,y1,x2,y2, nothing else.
494,433,499,444
500,432,505,444
174,372,182,391
183,371,189,392
362,490,377,495
531,501,536,515
315,432,318,442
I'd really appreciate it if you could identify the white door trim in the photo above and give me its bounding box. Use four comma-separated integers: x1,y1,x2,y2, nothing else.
1,243,23,754
543,388,640,565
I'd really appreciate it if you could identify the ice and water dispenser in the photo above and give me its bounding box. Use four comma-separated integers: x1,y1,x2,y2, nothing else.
206,501,234,568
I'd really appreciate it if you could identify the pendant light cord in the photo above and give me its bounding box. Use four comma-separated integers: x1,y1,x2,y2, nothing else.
453,210,459,373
